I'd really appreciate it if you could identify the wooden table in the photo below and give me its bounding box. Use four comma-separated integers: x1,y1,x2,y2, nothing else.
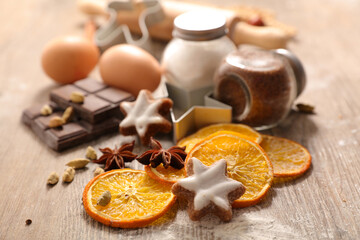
1,0,360,239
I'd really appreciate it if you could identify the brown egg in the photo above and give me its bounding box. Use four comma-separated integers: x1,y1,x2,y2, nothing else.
99,44,161,96
41,36,99,84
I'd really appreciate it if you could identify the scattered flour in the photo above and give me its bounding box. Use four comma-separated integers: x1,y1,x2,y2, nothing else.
152,210,300,240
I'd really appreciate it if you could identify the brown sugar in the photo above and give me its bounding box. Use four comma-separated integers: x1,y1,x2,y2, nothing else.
214,47,296,129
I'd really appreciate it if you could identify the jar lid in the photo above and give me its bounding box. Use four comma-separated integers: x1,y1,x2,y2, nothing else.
173,11,227,41
273,49,306,97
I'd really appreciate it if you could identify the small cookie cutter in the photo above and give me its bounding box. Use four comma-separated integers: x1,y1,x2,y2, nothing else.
95,0,164,52
153,81,232,143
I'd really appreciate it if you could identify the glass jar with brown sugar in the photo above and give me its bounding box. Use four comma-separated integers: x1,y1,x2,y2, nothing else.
213,46,306,130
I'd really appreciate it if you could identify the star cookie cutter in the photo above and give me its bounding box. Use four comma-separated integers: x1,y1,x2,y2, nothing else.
153,82,232,143
95,0,164,52
170,94,232,143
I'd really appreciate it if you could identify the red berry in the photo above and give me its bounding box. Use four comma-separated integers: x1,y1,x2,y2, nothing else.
248,16,265,26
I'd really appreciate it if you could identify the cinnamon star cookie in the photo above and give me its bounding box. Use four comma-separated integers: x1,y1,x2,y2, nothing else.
172,157,246,222
119,90,173,145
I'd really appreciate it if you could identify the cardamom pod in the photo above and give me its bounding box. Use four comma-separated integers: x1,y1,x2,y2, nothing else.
62,167,75,183
86,146,97,160
94,167,105,177
47,171,59,185
41,104,52,116
62,106,73,123
49,116,64,128
97,190,111,206
66,158,90,169
70,91,84,103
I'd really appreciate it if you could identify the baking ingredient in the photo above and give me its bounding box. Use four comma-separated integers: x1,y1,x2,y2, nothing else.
70,91,85,103
66,158,90,169
47,172,59,185
296,103,315,114
48,116,64,128
144,165,186,185
62,106,73,123
62,167,75,183
187,131,273,208
137,138,187,169
97,190,111,206
82,169,176,228
40,104,52,116
93,167,104,177
260,135,312,177
41,36,99,84
86,146,97,160
93,142,137,171
177,123,262,153
162,11,236,91
22,78,128,152
214,47,300,128
99,44,161,96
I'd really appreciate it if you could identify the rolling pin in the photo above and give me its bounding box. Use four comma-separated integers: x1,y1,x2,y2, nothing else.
78,0,294,49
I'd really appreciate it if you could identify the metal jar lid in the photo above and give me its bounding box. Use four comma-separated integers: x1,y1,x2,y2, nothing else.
273,49,306,97
173,11,228,41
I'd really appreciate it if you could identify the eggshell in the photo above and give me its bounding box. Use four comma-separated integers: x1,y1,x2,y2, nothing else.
99,44,161,96
41,36,99,84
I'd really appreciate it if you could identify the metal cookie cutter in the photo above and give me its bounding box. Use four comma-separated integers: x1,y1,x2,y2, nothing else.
95,0,164,52
169,91,232,143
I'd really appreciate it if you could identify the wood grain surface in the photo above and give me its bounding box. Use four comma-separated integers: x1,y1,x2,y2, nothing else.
1,0,360,239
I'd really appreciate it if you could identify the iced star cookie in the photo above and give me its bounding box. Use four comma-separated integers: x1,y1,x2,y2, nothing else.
119,90,173,145
172,157,246,222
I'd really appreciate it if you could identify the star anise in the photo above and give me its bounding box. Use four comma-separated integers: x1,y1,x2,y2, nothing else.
93,141,137,171
137,137,187,169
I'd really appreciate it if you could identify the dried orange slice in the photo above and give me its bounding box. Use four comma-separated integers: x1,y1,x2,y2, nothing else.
187,131,273,208
178,123,262,153
260,135,312,177
144,165,186,185
83,169,176,228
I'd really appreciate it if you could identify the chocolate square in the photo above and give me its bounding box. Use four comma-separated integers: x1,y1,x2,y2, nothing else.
45,123,89,151
74,78,107,93
80,117,120,137
96,88,133,104
71,94,115,123
21,102,60,125
48,122,88,140
50,85,88,109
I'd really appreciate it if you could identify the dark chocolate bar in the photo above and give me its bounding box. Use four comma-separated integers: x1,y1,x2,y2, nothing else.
22,78,134,151
50,78,133,123
21,103,120,151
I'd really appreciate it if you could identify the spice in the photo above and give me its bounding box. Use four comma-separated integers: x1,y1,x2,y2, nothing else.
214,47,301,128
40,104,52,116
62,106,73,123
93,142,137,171
47,172,59,185
25,219,32,225
70,91,85,103
48,116,64,128
86,146,97,160
97,190,111,206
66,158,90,169
94,167,105,177
62,167,75,183
137,137,187,169
296,103,315,114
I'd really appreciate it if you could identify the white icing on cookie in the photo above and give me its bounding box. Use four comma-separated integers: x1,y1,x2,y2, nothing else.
178,157,244,211
120,90,166,137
